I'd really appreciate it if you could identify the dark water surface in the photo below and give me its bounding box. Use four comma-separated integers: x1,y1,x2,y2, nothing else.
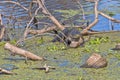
0,0,120,31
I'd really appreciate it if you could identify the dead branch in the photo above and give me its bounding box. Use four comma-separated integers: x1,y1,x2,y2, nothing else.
37,0,65,30
33,64,56,73
28,26,56,35
0,1,28,11
87,30,120,35
0,25,5,41
23,7,40,39
0,14,3,25
85,0,99,2
0,14,5,41
82,0,99,34
0,68,15,75
4,43,44,61
23,0,65,40
98,11,120,23
75,0,86,19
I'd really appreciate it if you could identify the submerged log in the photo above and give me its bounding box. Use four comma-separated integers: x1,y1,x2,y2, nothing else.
80,53,107,68
4,43,43,61
0,68,15,75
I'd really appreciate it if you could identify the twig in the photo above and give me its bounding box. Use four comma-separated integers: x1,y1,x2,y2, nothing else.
82,0,99,34
0,14,3,25
0,25,5,41
37,0,65,30
33,64,55,73
23,7,41,39
98,11,120,23
75,0,86,20
0,1,28,11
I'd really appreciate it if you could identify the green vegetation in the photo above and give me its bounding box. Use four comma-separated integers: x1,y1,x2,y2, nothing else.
55,9,80,18
54,9,93,23
0,32,120,80
89,36,109,45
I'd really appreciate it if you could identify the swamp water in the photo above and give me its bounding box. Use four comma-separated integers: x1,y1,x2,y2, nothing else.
0,31,120,80
0,0,120,80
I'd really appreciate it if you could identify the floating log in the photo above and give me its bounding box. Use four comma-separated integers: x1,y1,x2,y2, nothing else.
80,53,107,68
0,68,15,75
4,43,44,61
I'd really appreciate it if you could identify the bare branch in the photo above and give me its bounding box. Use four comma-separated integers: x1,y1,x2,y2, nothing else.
28,26,56,35
82,0,99,34
37,0,65,30
0,25,5,41
0,1,28,11
98,11,120,23
23,7,40,39
75,0,86,20
0,14,3,25
4,43,44,61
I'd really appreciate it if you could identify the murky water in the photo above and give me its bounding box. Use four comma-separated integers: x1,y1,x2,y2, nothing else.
0,0,120,31
0,0,120,80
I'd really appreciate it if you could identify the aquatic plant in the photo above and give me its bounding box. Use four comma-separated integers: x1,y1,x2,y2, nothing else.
55,9,80,19
47,44,66,52
0,41,6,46
89,37,109,45
113,53,120,60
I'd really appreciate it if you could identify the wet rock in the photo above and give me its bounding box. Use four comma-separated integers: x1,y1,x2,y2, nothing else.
80,53,107,68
